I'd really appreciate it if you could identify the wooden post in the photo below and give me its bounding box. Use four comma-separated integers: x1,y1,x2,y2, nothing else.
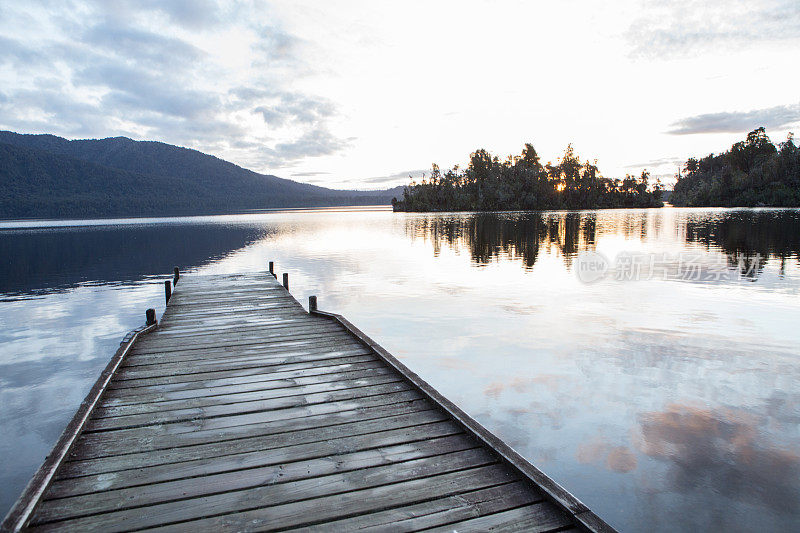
146,308,156,325
308,295,317,313
269,261,274,277
165,280,172,304
173,267,180,286
282,272,289,290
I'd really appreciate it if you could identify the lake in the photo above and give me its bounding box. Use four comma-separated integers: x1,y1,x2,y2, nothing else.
1,206,798,531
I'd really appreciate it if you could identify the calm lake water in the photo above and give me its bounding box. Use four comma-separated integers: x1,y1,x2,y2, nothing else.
1,206,799,531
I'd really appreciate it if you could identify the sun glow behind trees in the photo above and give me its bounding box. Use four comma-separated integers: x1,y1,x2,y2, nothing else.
395,144,663,212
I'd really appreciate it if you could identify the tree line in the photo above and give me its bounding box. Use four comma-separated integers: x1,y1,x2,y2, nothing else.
393,144,663,212
405,210,799,276
671,127,799,207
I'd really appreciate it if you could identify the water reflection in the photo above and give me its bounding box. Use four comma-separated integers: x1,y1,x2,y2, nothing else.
0,223,268,297
0,207,799,532
406,209,800,280
638,404,800,513
406,212,598,269
683,210,800,260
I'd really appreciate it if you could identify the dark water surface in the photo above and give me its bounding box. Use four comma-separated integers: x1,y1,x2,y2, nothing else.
1,207,798,531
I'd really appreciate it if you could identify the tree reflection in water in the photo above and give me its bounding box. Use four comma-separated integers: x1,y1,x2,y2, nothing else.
406,209,800,281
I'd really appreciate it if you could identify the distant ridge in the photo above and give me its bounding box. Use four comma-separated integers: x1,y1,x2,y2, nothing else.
0,131,401,219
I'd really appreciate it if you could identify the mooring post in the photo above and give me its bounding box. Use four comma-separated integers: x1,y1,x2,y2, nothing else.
282,272,289,290
269,261,274,277
165,280,172,304
308,295,317,313
146,308,156,325
173,267,180,286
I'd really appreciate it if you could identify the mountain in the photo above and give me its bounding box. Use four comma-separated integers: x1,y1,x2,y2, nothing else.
0,131,403,219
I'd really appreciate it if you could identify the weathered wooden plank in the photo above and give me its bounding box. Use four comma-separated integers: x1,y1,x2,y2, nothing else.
150,312,322,330
85,381,414,432
422,503,573,532
86,375,409,431
117,346,371,379
149,315,316,334
113,353,376,383
6,271,611,533
54,409,447,486
141,464,518,532
162,299,298,312
147,311,327,331
128,331,358,356
164,294,301,308
131,329,355,354
315,309,595,518
285,481,540,532
169,281,283,293
68,397,434,463
95,373,401,418
169,282,287,293
0,324,157,533
155,305,305,322
162,295,298,309
69,391,427,458
100,366,393,407
38,432,474,520
107,359,385,392
159,301,302,315
135,322,346,346
30,449,499,531
109,355,378,388
124,342,368,368
166,290,289,302
130,330,354,356
123,337,366,366
165,287,293,299
165,290,295,302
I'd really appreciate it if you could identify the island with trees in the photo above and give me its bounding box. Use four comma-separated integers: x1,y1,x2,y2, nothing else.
395,128,800,212
393,144,663,212
670,128,799,207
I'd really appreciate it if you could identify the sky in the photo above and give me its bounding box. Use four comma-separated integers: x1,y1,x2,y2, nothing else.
1,0,799,190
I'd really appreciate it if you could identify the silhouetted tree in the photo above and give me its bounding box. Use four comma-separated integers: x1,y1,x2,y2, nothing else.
671,128,800,207
395,143,663,212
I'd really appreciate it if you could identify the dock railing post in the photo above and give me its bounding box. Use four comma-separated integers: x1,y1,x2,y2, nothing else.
146,308,156,325
173,267,180,286
269,261,275,278
282,272,289,290
164,280,172,304
308,295,317,313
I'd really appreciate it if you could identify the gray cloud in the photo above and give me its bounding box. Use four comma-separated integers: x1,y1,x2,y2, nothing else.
85,0,224,30
0,35,45,68
0,1,350,169
624,157,684,169
628,0,800,59
81,23,206,71
363,169,428,185
291,171,331,177
668,103,800,135
78,62,220,119
273,128,354,161
250,23,303,66
253,94,335,128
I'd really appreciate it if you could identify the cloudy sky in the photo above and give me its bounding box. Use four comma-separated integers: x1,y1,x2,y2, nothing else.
1,0,799,189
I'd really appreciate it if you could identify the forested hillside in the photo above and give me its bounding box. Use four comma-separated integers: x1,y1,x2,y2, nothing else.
671,128,799,207
0,132,400,218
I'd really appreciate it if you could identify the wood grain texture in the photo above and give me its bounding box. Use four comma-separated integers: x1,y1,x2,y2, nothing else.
9,272,613,532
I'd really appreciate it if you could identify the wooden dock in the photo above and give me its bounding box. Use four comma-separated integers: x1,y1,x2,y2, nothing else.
3,270,615,532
